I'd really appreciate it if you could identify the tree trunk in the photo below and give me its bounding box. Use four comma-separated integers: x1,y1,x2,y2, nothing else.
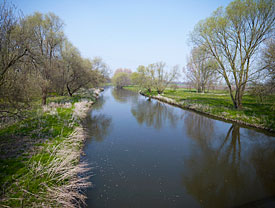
42,90,47,105
67,84,73,97
157,89,163,94
202,83,205,93
235,87,243,110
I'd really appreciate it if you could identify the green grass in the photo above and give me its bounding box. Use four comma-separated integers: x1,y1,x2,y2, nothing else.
0,92,95,207
124,86,275,131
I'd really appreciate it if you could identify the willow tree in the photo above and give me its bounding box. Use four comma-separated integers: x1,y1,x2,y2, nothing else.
148,62,180,94
191,0,275,109
0,1,28,85
24,12,64,105
185,46,218,93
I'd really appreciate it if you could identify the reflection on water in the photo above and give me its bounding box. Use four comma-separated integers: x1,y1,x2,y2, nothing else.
131,99,179,129
250,142,275,194
83,95,112,142
84,113,112,142
111,87,138,103
182,116,275,207
184,112,214,145
217,125,241,165
84,87,275,208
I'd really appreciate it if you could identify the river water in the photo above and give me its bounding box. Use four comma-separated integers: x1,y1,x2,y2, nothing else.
83,87,275,208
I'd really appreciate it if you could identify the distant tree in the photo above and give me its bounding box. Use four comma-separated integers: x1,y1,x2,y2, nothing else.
134,63,180,94
112,72,131,88
130,72,140,85
249,38,275,102
170,83,179,91
149,62,180,94
135,65,154,92
185,46,218,93
91,57,110,81
191,0,275,109
262,38,275,84
114,68,132,75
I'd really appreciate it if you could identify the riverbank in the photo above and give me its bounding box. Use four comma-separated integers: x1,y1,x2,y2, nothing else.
124,86,275,133
0,88,103,207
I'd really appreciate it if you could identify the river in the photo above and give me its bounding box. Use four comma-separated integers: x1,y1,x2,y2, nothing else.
83,87,275,208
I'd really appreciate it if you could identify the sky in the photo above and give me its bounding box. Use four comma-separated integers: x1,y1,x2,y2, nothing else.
11,0,232,72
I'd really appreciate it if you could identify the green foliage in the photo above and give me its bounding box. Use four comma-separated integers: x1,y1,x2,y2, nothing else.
112,72,131,88
0,2,106,117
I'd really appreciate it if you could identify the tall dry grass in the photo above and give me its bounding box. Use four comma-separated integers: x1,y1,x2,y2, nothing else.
1,100,95,207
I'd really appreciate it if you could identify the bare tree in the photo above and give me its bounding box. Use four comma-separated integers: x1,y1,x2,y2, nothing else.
185,46,218,93
149,62,180,94
262,38,275,83
191,0,275,109
0,1,28,85
91,56,110,81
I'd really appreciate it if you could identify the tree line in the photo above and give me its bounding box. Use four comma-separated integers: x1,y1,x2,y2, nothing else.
112,62,180,94
0,1,109,119
112,0,274,110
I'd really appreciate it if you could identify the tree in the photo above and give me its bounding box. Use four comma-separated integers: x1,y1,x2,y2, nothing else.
61,41,104,97
191,0,275,109
130,72,140,85
112,72,131,88
185,46,218,93
135,65,154,92
148,62,180,94
134,63,180,93
249,38,275,102
114,68,132,75
262,38,275,83
24,12,65,104
0,1,28,85
91,57,110,81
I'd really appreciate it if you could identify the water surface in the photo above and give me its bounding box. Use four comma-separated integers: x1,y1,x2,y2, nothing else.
83,87,275,208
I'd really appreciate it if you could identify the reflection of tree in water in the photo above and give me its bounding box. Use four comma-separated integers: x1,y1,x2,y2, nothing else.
217,125,241,166
111,88,138,103
250,142,275,195
92,94,106,110
181,122,273,207
184,112,214,145
83,112,112,142
131,99,179,129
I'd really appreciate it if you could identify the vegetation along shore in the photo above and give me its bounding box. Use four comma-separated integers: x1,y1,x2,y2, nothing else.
0,88,103,207
125,86,275,133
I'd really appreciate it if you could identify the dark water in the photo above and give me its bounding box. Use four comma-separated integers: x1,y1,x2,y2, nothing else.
83,87,275,208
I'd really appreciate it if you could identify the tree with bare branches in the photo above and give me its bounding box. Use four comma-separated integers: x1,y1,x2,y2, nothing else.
191,0,275,109
185,46,219,93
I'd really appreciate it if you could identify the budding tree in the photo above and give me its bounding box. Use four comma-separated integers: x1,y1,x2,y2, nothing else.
185,46,218,93
191,0,275,109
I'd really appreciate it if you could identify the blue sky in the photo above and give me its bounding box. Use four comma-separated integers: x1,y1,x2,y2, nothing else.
12,0,232,72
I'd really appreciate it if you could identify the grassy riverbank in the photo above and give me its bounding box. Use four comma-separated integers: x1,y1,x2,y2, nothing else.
0,89,101,207
124,86,275,132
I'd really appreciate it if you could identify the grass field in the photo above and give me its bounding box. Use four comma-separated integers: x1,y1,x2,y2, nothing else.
124,86,275,131
0,91,97,207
